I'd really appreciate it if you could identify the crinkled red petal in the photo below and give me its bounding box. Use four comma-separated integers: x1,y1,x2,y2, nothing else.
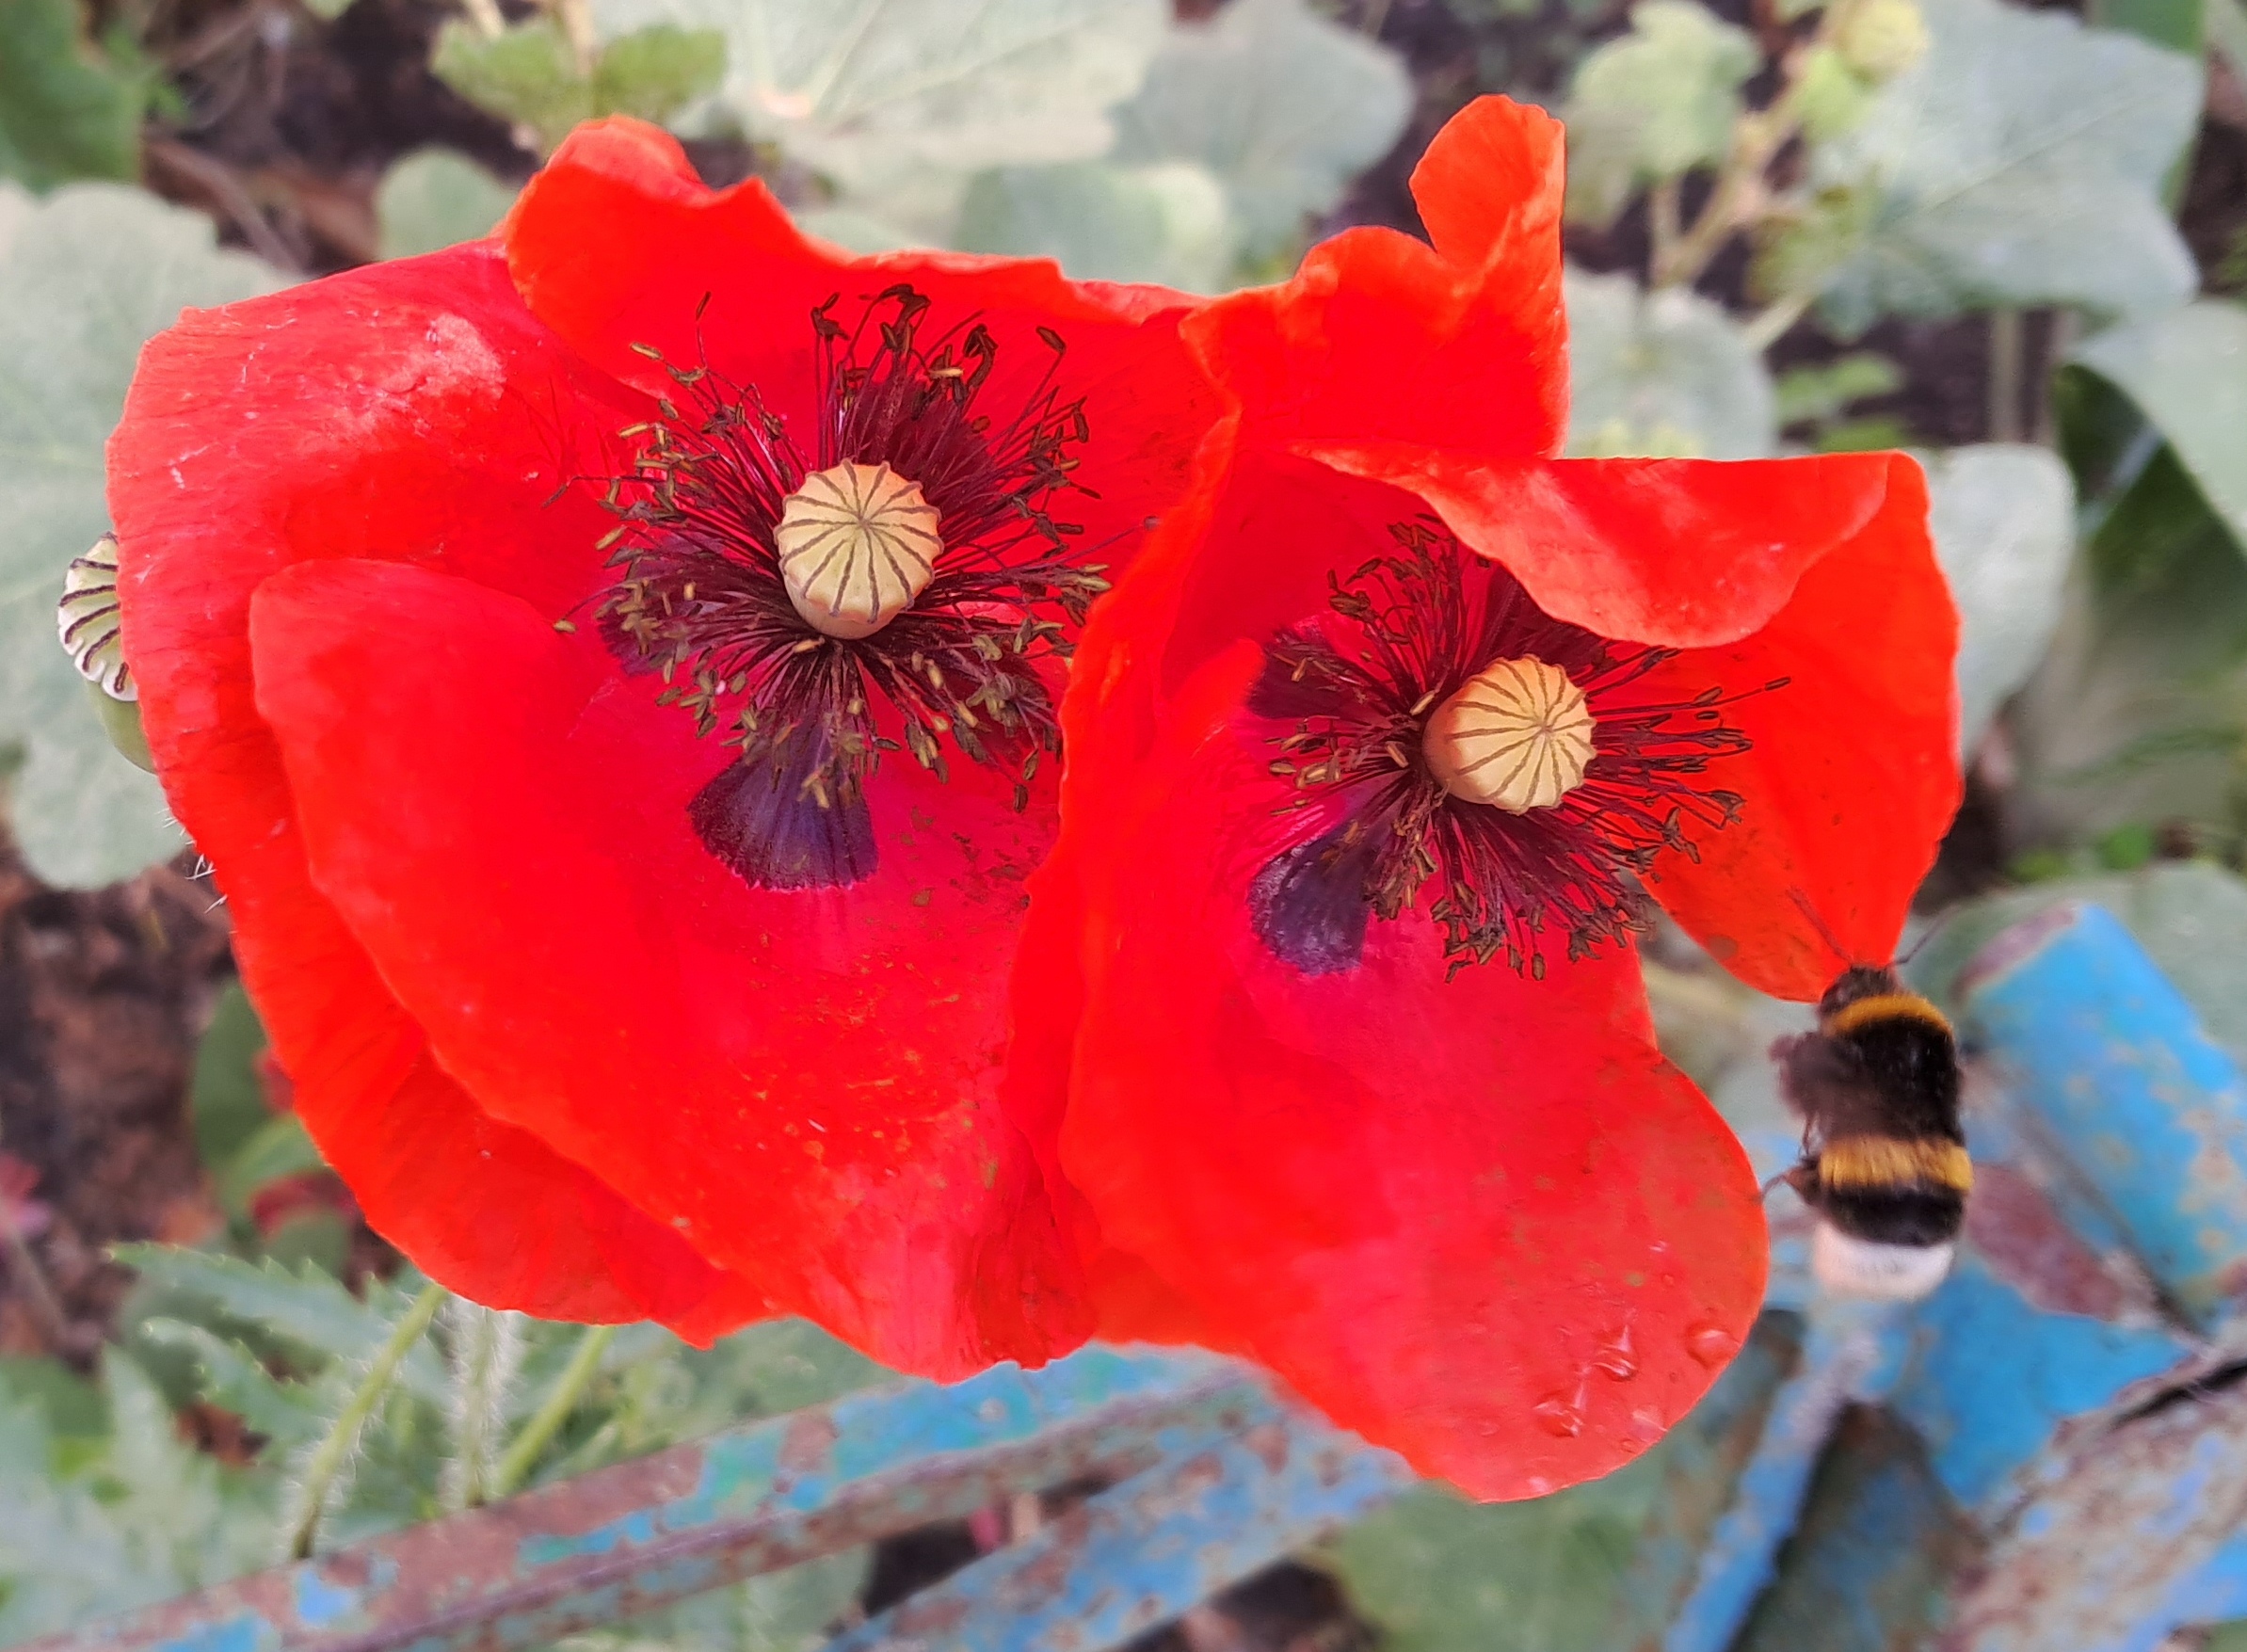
248,557,1090,1374
1039,445,1768,1497
108,247,769,1337
1301,447,1901,648
504,118,1216,568
1179,96,1567,458
1630,456,1962,997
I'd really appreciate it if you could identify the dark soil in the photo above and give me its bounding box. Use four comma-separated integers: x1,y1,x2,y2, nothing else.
0,832,233,1364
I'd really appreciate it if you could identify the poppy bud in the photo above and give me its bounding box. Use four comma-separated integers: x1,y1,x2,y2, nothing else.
1836,0,1929,80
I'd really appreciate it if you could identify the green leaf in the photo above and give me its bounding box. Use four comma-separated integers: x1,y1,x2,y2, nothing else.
432,19,593,152
2008,449,2247,842
1562,265,1775,457
589,0,1165,234
595,23,724,124
137,1319,326,1451
2088,0,2205,53
1563,0,1758,227
956,159,1235,289
190,982,270,1175
0,0,142,190
1925,444,2076,752
2070,300,2247,558
216,1113,327,1215
1107,0,1412,261
1774,351,1902,426
375,148,518,259
0,1352,270,1638
1790,0,2203,335
111,1246,447,1403
0,184,282,887
432,22,720,157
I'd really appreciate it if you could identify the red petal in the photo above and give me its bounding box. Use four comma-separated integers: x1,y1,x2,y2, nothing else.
1303,447,1902,648
248,557,1088,1374
504,118,1214,574
1180,96,1566,459
1044,446,1767,1496
1631,457,1962,997
110,248,766,1336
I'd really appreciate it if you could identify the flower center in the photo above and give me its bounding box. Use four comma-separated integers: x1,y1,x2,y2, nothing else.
1245,521,1777,979
584,286,1105,891
1421,657,1595,813
776,462,940,638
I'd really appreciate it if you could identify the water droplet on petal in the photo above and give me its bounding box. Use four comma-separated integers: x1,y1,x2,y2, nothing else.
1685,1322,1741,1367
1532,1393,1584,1437
1628,1406,1665,1443
1591,1324,1637,1380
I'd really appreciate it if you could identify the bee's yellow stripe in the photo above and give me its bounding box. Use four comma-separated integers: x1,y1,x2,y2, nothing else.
1819,1135,1973,1194
1825,992,1952,1039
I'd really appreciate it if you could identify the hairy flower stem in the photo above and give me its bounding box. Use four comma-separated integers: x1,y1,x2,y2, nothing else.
442,1299,527,1513
491,1323,618,1499
285,1279,446,1561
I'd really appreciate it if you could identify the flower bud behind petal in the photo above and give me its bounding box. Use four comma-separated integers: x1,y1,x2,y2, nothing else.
85,680,154,773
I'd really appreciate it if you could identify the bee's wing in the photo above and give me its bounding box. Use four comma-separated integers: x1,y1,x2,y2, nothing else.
1774,1032,1886,1141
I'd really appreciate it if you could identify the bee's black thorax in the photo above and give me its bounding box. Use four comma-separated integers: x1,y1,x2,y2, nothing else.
1776,964,1968,1249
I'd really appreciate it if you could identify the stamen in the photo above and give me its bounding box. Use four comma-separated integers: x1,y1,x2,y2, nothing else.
1244,521,1774,977
1422,657,1595,813
585,287,1101,891
776,461,940,638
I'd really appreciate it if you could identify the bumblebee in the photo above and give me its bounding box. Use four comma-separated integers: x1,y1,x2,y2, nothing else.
1774,963,1970,1300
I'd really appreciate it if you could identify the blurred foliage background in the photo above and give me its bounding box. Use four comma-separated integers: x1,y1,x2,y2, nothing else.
0,0,2244,1642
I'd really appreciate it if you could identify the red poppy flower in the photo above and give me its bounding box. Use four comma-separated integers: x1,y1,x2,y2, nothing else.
1019,96,1961,1499
110,117,1215,1371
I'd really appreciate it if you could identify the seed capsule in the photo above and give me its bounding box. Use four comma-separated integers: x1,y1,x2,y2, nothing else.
57,532,135,701
1422,656,1596,813
775,462,940,639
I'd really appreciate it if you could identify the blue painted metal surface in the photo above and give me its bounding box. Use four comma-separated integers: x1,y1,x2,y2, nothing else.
827,1413,1410,1651
1662,1302,1905,1652
1959,900,2247,1326
1718,901,2247,1652
15,1348,1276,1652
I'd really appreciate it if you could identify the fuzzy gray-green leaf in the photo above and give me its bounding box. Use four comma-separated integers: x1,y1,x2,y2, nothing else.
1563,265,1776,457
0,184,282,887
1795,0,2202,334
1108,0,1411,260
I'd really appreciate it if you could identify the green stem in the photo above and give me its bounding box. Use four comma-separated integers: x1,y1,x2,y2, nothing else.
1742,288,1815,353
1987,307,2025,444
491,1323,618,1500
287,1280,445,1560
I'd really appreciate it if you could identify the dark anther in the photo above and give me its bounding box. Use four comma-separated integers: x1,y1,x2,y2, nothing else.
689,736,877,890
1250,823,1384,976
